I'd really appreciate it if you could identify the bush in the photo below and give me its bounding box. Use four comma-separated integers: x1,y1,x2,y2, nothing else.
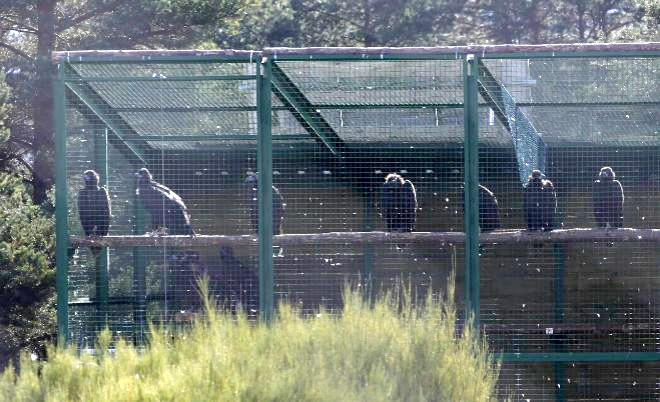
0,173,55,370
0,282,498,401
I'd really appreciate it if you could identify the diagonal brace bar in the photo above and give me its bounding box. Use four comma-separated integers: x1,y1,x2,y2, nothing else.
61,64,149,166
477,60,546,184
270,62,346,157
476,60,511,132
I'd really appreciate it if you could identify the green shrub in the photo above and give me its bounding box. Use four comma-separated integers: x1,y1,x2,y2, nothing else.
0,281,498,401
0,173,55,370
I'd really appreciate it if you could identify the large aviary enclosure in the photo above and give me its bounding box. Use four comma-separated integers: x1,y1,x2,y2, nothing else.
54,43,659,400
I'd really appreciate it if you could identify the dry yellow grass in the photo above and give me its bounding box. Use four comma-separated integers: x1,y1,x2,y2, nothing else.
1,279,498,401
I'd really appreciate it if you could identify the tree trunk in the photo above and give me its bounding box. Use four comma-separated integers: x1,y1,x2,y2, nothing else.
32,0,57,204
576,0,586,41
362,0,374,47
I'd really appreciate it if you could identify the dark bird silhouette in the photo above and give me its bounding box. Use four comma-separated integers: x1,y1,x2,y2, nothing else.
462,184,501,232
541,179,558,231
478,184,501,232
135,168,194,236
218,246,259,318
593,166,624,228
77,170,111,256
245,173,286,235
381,173,418,232
524,170,556,231
167,250,208,313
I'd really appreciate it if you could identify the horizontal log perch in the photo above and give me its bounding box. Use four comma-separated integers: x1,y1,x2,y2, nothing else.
70,227,660,248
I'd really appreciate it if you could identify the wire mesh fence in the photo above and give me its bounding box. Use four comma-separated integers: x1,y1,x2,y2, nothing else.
54,44,660,400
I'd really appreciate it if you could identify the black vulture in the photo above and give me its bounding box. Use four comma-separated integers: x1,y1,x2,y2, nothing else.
77,170,111,256
524,170,547,231
135,168,194,236
380,173,418,232
167,250,207,313
245,173,286,235
218,246,259,317
462,184,501,232
541,179,558,231
478,184,501,232
593,166,624,228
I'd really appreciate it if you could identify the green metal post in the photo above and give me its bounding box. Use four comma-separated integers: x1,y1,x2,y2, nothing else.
257,58,274,322
94,128,109,332
553,242,566,401
361,192,374,300
54,62,69,345
133,186,147,345
463,54,480,332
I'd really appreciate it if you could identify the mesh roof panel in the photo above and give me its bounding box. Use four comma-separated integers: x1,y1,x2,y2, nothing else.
64,56,658,151
484,57,660,104
72,62,251,78
529,105,659,146
277,60,463,106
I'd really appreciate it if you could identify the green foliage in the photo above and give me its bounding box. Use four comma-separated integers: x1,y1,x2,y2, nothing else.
217,0,465,48
452,0,656,44
611,0,660,41
1,0,250,204
0,284,499,401
218,0,659,48
0,74,54,368
0,76,9,144
0,173,55,369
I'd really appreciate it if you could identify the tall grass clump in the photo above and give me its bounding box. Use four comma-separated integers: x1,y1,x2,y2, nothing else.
0,276,498,401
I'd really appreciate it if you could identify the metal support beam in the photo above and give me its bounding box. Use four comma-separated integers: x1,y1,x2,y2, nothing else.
257,58,274,322
361,193,374,300
61,64,149,166
54,63,69,346
64,74,256,83
500,352,660,362
94,128,109,333
463,54,480,332
270,62,346,157
553,243,567,402
132,193,147,345
477,60,545,184
476,61,510,132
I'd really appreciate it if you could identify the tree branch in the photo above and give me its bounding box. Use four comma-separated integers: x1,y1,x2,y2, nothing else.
70,228,660,248
296,3,364,32
0,15,38,34
55,0,124,32
0,41,32,61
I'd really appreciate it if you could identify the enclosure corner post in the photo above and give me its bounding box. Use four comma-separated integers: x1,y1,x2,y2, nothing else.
463,54,480,332
132,191,147,345
257,57,274,322
94,127,109,332
54,62,69,346
361,192,374,300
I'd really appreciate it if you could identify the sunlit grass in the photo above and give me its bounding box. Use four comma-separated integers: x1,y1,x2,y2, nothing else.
1,277,498,401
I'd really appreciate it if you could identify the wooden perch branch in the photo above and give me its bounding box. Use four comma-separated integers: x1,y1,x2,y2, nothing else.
70,227,660,248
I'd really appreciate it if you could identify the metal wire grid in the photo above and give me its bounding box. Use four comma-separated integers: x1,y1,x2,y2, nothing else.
269,59,466,313
57,48,660,398
497,362,660,401
63,60,261,344
479,56,660,357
